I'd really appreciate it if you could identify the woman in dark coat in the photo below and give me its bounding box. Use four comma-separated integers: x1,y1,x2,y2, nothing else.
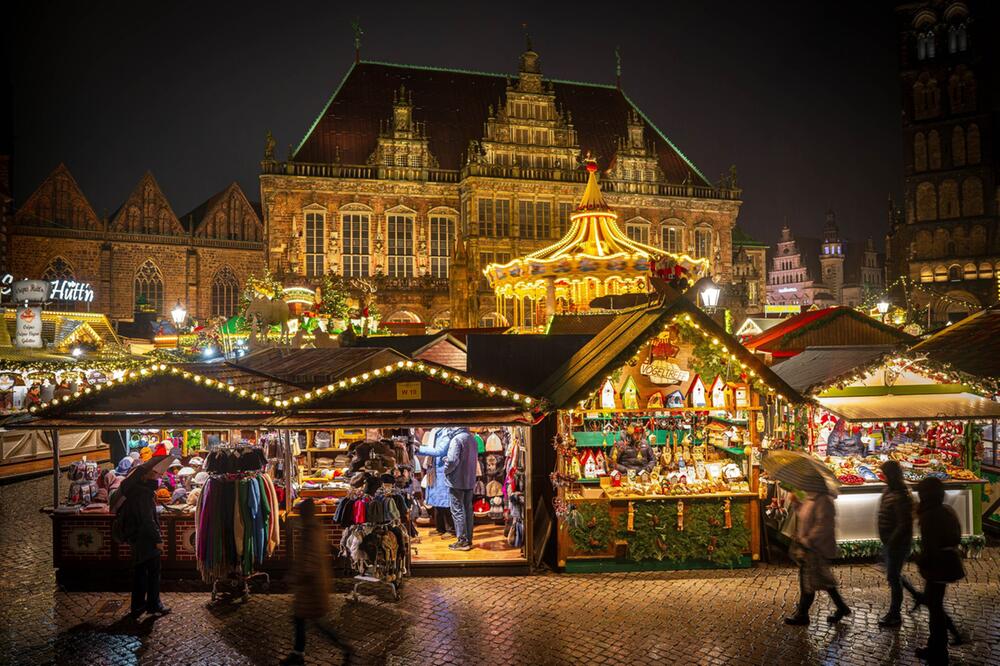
914,477,965,664
784,489,851,626
877,460,921,627
281,499,334,665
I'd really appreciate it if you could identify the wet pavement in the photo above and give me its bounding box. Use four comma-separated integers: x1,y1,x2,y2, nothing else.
1,475,998,665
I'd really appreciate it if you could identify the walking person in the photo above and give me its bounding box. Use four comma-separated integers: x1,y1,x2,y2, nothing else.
784,486,852,626
417,429,455,539
914,477,966,664
877,460,922,628
281,499,344,665
118,456,171,618
443,428,478,552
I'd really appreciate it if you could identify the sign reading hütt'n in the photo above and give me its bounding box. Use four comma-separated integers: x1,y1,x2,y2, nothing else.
1,274,94,303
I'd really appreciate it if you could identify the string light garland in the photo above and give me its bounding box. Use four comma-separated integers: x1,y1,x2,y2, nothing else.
862,276,985,313
805,352,996,397
24,359,545,415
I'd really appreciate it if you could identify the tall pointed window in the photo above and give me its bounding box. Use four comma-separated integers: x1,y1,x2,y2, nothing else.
662,223,683,253
41,256,74,282
694,227,712,259
429,215,455,278
134,260,164,314
387,214,414,277
304,210,325,277
211,266,240,318
342,212,370,277
624,218,650,245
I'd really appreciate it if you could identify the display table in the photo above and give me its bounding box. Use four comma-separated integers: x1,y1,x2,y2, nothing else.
831,480,987,558
558,494,758,572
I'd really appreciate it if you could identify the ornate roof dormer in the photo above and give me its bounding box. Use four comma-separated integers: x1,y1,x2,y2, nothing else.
517,37,543,93
368,85,438,171
607,108,662,184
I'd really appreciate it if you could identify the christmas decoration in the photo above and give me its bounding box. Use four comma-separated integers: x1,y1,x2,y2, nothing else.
677,499,684,531
566,502,616,553
620,500,750,565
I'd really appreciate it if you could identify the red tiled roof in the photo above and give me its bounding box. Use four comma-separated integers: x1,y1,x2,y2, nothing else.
294,61,709,185
743,309,831,352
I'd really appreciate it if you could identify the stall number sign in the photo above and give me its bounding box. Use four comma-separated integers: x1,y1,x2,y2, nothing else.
396,381,422,400
1,274,95,303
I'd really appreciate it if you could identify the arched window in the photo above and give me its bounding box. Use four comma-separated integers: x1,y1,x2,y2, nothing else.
694,227,712,260
387,213,414,277
928,130,941,169
963,263,977,280
951,126,966,166
661,220,684,253
134,260,164,314
917,30,936,60
933,228,950,256
970,225,987,254
211,266,240,318
915,230,933,257
967,124,981,163
624,218,650,245
948,265,961,282
303,209,325,277
962,177,984,216
934,265,948,282
920,265,934,283
341,209,371,277
978,262,993,279
912,81,926,116
913,132,927,171
41,256,74,282
938,180,959,219
429,214,455,278
385,310,422,323
916,182,937,221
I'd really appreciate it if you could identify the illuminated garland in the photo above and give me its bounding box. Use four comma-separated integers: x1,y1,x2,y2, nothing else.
807,352,996,397
25,360,544,414
862,276,985,313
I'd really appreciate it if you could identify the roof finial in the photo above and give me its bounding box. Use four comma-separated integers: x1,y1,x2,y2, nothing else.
615,46,622,89
351,17,363,64
522,22,532,52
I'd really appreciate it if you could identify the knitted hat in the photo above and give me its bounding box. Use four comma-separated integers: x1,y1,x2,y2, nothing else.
485,433,503,453
473,498,490,515
192,471,209,486
168,458,182,470
486,480,504,497
188,456,204,468
129,451,141,461
171,487,189,503
139,446,153,462
178,466,195,477
155,488,171,502
116,457,134,475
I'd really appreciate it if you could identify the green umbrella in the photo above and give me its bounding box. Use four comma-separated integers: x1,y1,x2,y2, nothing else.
761,449,841,497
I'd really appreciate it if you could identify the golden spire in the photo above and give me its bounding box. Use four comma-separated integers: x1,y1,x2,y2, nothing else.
577,154,610,211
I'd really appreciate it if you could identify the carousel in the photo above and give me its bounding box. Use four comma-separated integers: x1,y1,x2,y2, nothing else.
483,157,709,330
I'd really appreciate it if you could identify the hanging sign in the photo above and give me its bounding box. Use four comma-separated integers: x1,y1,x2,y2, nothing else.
15,306,44,348
2,274,94,303
396,381,422,400
12,280,50,304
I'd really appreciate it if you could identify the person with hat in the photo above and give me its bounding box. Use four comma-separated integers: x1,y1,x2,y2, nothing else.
118,455,172,618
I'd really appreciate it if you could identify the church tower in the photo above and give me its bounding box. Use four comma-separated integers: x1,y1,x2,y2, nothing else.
819,210,845,302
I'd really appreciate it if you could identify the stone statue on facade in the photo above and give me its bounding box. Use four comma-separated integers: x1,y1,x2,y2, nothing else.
264,130,276,161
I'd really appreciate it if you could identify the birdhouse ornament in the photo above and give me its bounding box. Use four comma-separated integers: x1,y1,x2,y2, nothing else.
688,375,707,408
600,378,617,410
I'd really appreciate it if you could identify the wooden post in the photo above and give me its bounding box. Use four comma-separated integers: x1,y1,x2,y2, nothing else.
51,429,60,510
283,429,293,514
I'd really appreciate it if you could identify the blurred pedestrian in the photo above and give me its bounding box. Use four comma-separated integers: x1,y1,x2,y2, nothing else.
281,499,338,665
443,428,478,551
118,456,171,618
784,487,851,626
877,461,922,628
914,477,966,664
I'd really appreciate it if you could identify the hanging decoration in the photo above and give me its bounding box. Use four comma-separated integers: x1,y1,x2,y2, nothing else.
619,500,750,565
566,502,616,553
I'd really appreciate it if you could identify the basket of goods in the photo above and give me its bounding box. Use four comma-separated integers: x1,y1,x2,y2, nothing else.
910,458,930,468
946,468,978,481
837,473,865,485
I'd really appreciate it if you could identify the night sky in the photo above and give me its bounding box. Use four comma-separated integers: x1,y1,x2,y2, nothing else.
10,1,902,247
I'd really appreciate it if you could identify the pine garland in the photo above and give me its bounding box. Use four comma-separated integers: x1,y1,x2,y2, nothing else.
567,503,616,553
837,535,986,559
620,500,750,566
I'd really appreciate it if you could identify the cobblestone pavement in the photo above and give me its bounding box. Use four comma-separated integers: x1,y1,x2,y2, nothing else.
2,476,999,665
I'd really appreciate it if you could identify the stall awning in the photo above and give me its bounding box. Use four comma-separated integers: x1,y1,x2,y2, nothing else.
817,392,1000,422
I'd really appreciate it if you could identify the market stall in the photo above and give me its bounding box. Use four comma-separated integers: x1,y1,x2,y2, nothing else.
771,345,996,557
534,292,800,572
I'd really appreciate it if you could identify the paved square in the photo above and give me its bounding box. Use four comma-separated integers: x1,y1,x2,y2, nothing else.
2,476,998,665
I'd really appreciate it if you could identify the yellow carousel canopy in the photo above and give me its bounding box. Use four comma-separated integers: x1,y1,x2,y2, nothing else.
483,158,708,326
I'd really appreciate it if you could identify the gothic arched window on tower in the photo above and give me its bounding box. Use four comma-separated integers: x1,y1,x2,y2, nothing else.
42,256,74,282
134,260,164,314
211,266,240,318
928,130,941,169
916,182,937,221
939,180,960,219
967,124,981,163
913,132,927,171
962,177,984,216
952,126,966,166
917,30,935,60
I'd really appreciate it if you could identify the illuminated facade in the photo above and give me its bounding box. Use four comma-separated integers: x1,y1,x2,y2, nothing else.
259,44,742,328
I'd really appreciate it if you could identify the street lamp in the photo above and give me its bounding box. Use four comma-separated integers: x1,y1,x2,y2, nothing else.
700,282,721,311
171,299,187,350
877,300,890,323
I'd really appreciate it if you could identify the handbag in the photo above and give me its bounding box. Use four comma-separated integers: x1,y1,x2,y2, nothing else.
780,509,799,541
924,546,966,583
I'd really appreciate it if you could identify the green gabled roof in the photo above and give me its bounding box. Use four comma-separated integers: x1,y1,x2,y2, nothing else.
732,225,768,248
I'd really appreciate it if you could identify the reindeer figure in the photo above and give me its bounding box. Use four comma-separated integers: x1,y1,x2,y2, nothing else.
350,277,377,337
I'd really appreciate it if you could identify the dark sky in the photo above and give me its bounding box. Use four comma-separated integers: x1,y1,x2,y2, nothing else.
10,1,902,247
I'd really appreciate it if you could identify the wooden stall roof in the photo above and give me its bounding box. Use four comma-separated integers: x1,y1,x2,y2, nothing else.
352,334,468,371
817,393,1000,422
466,334,594,394
232,347,408,388
534,294,802,409
744,307,916,359
771,345,901,395
910,305,1000,380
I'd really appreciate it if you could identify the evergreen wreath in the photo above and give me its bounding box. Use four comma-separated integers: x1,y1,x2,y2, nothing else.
621,500,750,566
567,502,616,553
